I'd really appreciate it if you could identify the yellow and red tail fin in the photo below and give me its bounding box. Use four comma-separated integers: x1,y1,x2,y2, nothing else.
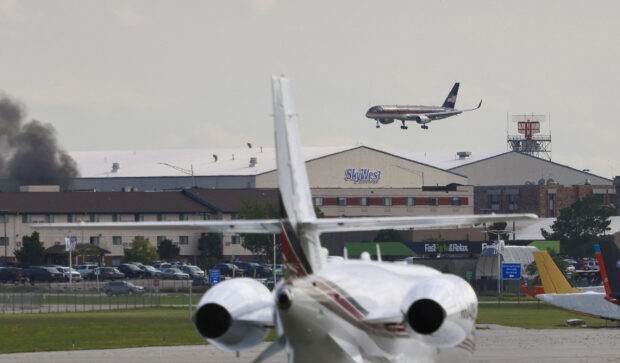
533,251,581,294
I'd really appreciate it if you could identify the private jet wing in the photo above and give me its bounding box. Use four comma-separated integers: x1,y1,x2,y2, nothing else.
32,220,281,233
33,212,536,235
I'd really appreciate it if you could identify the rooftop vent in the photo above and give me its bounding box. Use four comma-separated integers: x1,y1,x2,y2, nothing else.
457,151,472,160
111,162,120,173
249,157,258,167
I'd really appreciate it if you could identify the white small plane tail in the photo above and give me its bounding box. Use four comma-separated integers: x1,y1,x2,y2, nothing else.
272,76,323,274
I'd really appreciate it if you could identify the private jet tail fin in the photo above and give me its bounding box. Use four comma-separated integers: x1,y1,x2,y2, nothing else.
272,76,323,275
442,82,459,109
595,241,620,304
533,251,582,294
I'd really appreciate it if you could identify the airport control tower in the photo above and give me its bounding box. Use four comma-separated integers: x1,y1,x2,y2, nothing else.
507,114,552,160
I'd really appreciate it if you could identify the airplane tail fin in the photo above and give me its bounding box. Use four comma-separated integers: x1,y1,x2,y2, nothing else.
271,76,323,275
533,251,582,294
595,241,620,304
441,83,459,109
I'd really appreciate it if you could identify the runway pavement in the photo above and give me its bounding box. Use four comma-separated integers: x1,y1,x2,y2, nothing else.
1,324,619,362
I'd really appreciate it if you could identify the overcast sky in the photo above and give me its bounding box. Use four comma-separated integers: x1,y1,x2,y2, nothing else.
1,0,619,179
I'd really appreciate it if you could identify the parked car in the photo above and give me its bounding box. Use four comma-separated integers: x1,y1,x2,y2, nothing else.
90,267,125,281
138,265,162,278
117,264,145,278
151,262,172,270
192,276,211,288
27,266,64,283
55,266,82,282
179,265,205,278
0,267,27,283
160,268,190,280
104,281,144,295
213,263,244,277
77,264,99,278
234,262,271,278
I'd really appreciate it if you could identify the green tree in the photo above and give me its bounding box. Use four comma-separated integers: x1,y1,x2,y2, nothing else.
373,229,401,242
238,198,281,262
123,237,158,264
541,195,614,257
157,238,180,261
14,231,45,267
198,233,223,269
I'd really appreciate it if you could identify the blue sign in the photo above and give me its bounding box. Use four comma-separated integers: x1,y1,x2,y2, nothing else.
344,169,381,184
502,263,521,280
209,269,221,285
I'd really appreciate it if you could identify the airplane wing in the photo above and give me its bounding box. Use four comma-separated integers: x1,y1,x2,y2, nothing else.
403,100,483,121
308,213,536,233
32,220,281,233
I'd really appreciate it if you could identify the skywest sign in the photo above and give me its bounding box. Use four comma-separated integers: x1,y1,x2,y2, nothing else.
344,168,382,184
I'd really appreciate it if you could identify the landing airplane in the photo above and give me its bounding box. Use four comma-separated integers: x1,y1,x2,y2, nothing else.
34,76,534,362
366,83,482,130
522,249,620,321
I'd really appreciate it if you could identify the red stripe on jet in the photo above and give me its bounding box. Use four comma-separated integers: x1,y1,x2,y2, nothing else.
310,278,365,320
281,226,308,278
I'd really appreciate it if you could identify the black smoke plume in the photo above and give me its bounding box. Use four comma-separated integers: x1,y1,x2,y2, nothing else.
0,93,79,189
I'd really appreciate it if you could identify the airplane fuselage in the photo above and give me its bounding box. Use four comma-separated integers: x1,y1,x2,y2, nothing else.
366,105,451,124
275,260,477,363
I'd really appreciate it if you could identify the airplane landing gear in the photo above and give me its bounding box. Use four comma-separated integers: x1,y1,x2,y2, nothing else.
421,125,429,130
376,121,380,128
400,121,408,130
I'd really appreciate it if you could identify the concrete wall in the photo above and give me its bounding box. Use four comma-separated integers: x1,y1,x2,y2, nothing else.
257,147,467,188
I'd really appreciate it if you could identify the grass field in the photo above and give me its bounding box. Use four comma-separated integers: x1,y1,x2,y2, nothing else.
0,304,615,354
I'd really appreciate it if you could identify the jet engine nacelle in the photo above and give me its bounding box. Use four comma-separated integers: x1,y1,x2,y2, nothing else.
193,278,274,352
416,115,431,124
378,118,394,124
400,275,477,348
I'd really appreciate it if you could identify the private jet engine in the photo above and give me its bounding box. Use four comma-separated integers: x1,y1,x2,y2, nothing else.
193,278,274,352
400,275,477,348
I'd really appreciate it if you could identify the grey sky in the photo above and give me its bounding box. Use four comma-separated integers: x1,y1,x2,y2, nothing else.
1,0,619,179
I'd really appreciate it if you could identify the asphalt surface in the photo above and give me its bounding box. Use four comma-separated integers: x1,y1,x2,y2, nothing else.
1,324,619,363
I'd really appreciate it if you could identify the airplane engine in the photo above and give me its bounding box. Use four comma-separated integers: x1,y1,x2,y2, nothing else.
417,115,430,124
379,118,394,124
193,278,274,352
400,275,477,347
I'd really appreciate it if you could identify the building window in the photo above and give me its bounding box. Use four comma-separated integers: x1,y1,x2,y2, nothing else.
157,214,166,221
22,214,31,224
508,194,518,211
68,214,77,223
360,197,369,206
157,236,166,245
489,195,500,211
134,236,144,242
46,215,55,223
90,214,99,222
0,214,7,223
231,235,241,244
548,194,555,217
406,197,415,206
451,197,461,206
429,197,438,206
384,197,393,206
112,214,120,222
200,213,210,220
179,236,189,245
314,197,323,206
0,237,8,246
135,213,144,222
337,197,347,206
89,236,100,245
179,213,189,221
112,236,122,245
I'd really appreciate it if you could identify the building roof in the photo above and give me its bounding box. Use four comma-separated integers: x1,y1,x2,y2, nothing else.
0,191,216,214
183,188,279,213
396,151,507,171
69,146,353,178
